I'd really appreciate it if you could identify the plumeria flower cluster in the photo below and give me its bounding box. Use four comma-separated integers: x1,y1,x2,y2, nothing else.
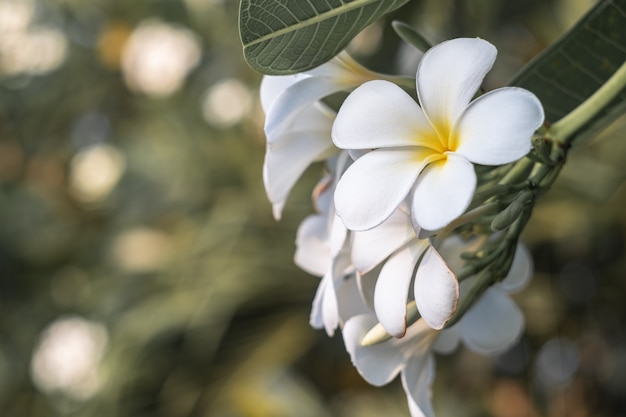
260,37,544,416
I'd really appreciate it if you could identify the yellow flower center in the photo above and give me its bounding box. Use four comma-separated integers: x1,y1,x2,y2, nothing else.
413,118,459,155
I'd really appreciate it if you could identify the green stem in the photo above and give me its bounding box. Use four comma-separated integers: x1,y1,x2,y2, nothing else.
550,60,626,145
498,158,535,186
438,202,499,235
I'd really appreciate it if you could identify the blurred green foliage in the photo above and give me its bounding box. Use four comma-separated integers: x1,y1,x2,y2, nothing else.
0,1,625,417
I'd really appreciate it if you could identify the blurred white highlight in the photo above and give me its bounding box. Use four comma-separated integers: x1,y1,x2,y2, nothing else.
31,316,109,400
69,144,125,204
0,0,67,76
121,19,201,97
201,78,253,128
111,227,173,273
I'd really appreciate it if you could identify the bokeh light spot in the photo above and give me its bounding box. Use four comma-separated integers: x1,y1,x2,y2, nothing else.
69,144,125,204
110,227,173,273
121,19,201,97
31,317,109,401
201,78,253,128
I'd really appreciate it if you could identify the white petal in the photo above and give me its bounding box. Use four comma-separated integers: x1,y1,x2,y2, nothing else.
260,74,305,113
414,247,459,330
311,173,334,214
321,271,340,336
434,235,471,274
432,327,460,354
311,254,354,336
375,243,426,337
265,76,343,139
356,267,379,310
334,148,422,231
460,287,523,355
290,103,337,139
306,51,372,80
272,201,286,221
498,243,533,293
309,272,329,331
417,38,497,135
332,80,436,150
342,314,405,386
351,208,416,273
336,274,371,323
329,213,347,258
401,353,436,417
263,131,336,219
411,153,476,231
294,214,329,276
453,88,544,164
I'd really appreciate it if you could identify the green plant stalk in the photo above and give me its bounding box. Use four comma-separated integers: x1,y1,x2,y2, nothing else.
498,158,535,186
550,60,626,145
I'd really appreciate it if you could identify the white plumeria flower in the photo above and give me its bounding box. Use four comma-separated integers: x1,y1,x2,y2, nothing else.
260,75,338,219
260,51,381,220
294,153,357,336
352,207,458,333
332,37,544,232
342,239,533,417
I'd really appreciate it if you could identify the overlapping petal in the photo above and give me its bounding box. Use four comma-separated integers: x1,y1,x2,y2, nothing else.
498,243,533,293
356,268,378,310
265,76,344,140
335,148,427,231
431,327,460,354
411,153,477,231
336,275,370,322
414,247,459,329
351,208,416,273
402,354,436,417
306,51,373,82
453,88,544,164
310,252,354,336
309,272,336,335
343,314,405,386
332,80,434,150
417,38,497,136
263,130,336,219
374,243,427,337
260,74,304,113
294,214,329,276
459,287,524,355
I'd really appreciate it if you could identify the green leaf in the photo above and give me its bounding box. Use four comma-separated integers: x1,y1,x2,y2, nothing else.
510,0,626,144
391,20,432,52
239,0,409,75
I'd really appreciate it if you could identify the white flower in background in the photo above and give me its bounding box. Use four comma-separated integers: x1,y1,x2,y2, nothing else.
121,19,201,97
352,207,458,333
260,74,338,219
294,154,355,336
342,240,533,417
332,37,544,232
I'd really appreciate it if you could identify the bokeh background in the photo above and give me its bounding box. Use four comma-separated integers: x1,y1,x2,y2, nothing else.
1,0,625,416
